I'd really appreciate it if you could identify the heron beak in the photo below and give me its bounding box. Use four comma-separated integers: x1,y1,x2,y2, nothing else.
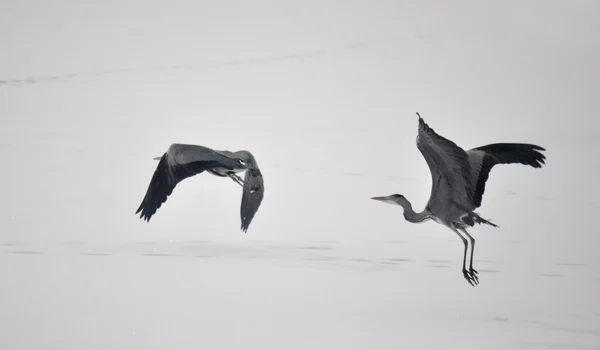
153,156,161,160
371,196,389,202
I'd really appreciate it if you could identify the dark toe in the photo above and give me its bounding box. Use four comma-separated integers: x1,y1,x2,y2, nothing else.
463,270,479,286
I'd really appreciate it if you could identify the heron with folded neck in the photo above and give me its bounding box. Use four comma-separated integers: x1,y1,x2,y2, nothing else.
372,113,546,286
136,143,264,233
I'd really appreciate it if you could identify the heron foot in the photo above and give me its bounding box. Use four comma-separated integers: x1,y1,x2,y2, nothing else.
470,267,478,276
463,269,479,286
470,270,479,285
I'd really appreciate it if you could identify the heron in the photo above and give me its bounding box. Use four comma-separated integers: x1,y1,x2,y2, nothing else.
135,143,264,233
371,113,546,286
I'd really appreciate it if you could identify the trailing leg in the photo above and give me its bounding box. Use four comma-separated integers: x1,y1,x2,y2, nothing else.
450,226,478,286
460,228,478,276
227,173,254,193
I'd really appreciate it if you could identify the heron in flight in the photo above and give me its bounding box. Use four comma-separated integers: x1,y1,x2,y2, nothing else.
136,143,264,233
372,113,546,286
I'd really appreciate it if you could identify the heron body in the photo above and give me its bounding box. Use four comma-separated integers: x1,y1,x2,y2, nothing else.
207,167,245,177
136,143,264,232
372,113,546,286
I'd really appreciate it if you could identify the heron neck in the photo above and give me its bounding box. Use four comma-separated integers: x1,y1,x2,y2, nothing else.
396,199,430,223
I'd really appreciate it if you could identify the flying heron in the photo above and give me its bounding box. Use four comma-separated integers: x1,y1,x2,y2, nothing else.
135,143,264,233
371,113,546,286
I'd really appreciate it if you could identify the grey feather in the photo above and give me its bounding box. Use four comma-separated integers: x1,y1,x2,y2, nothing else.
416,116,475,220
234,151,265,233
135,143,264,233
466,143,546,207
165,144,242,169
371,113,547,286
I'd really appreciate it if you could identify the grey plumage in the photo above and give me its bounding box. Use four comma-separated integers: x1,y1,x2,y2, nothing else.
468,143,546,207
372,113,546,286
136,143,264,233
235,151,264,232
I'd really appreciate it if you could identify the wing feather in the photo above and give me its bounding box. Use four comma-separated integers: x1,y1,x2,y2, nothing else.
416,116,474,213
467,143,546,208
135,144,241,221
237,152,264,233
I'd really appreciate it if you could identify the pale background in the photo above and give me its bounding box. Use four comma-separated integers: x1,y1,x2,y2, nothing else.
1,0,599,349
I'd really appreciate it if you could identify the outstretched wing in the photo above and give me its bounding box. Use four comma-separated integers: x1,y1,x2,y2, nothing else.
467,143,546,208
136,143,242,221
237,151,264,233
416,115,474,212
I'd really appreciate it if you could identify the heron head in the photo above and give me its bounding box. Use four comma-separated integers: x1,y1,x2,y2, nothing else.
233,150,257,166
371,194,405,205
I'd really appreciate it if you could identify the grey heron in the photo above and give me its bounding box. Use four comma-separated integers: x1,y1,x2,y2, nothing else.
371,113,546,286
136,143,264,233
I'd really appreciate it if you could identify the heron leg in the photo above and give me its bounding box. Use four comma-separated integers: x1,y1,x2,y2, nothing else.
450,226,478,286
227,173,247,188
227,173,255,194
228,173,244,185
459,228,478,276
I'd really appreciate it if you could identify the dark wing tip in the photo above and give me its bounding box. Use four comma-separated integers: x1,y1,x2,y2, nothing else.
531,144,546,151
135,198,158,222
240,211,254,233
135,200,162,222
417,112,425,126
473,143,548,168
534,151,546,167
417,113,434,135
239,194,263,233
135,152,173,223
518,144,547,168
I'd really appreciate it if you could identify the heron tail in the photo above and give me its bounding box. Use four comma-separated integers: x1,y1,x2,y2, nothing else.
470,212,499,228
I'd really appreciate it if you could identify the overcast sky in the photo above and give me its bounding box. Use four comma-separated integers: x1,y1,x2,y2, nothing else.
0,0,599,253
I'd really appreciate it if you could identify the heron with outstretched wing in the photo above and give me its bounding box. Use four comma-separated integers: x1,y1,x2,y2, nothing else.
372,113,546,286
136,143,264,233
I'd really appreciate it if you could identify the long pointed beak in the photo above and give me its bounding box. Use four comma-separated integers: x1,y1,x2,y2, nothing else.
371,196,388,201
153,156,161,160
